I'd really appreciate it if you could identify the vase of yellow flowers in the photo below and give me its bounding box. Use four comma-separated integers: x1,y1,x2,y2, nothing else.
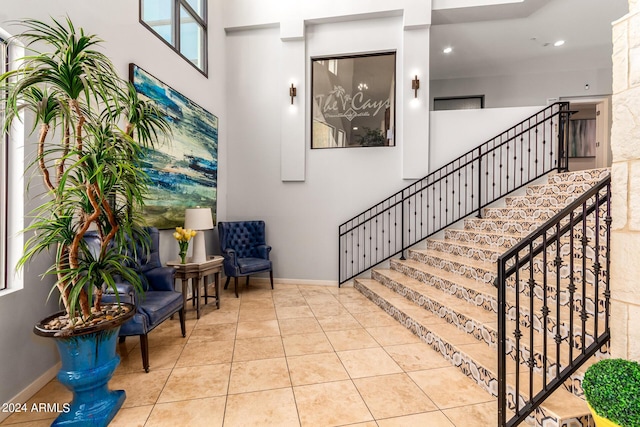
174,227,197,264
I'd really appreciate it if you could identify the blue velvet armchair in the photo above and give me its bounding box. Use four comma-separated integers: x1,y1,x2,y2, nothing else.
85,227,185,372
218,220,274,297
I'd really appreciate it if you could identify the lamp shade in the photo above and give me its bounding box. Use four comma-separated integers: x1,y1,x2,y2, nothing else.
184,207,213,263
184,208,214,231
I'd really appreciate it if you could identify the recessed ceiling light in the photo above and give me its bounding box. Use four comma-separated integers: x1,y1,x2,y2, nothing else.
443,47,453,54
554,40,565,47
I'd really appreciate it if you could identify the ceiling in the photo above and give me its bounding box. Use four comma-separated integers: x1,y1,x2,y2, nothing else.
430,0,629,80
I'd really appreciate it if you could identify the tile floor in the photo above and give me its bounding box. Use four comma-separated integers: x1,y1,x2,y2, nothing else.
0,282,498,427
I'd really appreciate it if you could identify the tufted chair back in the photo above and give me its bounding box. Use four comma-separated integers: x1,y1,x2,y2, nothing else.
219,221,267,258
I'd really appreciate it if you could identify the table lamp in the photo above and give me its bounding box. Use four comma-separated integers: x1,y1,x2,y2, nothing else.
184,207,214,263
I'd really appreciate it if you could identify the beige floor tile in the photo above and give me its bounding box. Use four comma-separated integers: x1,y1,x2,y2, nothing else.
157,364,230,403
238,307,277,322
235,319,280,339
337,348,403,379
117,344,184,373
286,353,350,386
309,304,350,317
282,332,334,356
315,313,362,331
175,340,234,367
116,336,140,355
146,319,192,347
325,328,379,351
215,297,241,312
342,300,382,313
376,411,455,427
275,305,315,319
441,401,497,426
273,295,308,307
278,317,323,336
294,380,373,427
409,367,494,409
351,310,400,327
233,335,285,362
109,405,153,427
238,289,275,302
196,309,239,325
353,373,437,419
384,342,452,372
189,322,237,343
366,325,422,346
111,369,171,408
240,294,274,311
335,292,372,304
0,380,70,424
228,357,291,394
224,388,300,427
145,396,225,427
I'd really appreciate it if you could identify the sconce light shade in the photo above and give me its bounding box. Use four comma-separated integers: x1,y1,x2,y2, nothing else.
411,75,420,98
184,207,214,264
289,83,297,104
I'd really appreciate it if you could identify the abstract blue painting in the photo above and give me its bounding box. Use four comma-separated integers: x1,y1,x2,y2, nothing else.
130,64,218,229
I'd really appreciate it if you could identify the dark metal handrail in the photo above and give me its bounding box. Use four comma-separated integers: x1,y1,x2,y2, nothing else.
497,175,611,426
338,102,571,284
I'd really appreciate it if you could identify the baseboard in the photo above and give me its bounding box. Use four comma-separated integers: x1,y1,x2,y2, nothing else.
0,362,61,423
246,277,339,287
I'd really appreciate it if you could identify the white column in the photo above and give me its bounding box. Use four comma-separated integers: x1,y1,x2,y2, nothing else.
401,4,431,179
280,20,306,182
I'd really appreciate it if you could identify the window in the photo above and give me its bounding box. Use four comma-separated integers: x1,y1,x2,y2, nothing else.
1,32,24,294
1,37,8,290
433,95,485,111
140,0,207,75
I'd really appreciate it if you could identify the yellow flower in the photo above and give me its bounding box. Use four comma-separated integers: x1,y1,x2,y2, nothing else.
174,227,196,242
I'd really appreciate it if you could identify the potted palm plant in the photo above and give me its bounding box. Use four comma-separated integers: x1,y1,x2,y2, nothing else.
583,358,640,427
0,17,169,426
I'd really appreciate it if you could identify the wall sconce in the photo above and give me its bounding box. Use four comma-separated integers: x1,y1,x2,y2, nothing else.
289,83,297,104
411,75,420,98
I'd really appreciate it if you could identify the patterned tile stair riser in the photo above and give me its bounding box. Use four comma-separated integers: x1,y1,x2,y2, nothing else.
444,229,521,249
395,253,607,326
351,168,611,427
371,268,602,396
354,279,589,427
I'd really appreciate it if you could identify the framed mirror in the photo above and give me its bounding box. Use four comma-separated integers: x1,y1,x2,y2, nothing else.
311,51,396,149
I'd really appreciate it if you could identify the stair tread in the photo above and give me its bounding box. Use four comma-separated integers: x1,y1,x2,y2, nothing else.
429,237,505,254
409,248,497,271
392,258,497,291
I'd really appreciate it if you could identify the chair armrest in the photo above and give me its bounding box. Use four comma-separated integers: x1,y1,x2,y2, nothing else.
222,248,238,266
255,244,272,260
102,282,136,305
145,266,176,292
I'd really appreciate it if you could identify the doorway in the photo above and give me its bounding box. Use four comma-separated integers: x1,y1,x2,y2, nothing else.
560,96,611,171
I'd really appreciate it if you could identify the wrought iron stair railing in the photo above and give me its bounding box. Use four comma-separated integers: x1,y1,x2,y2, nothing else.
339,102,571,285
496,175,611,427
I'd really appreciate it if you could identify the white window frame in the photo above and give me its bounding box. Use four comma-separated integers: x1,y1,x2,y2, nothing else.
139,0,208,76
0,29,25,295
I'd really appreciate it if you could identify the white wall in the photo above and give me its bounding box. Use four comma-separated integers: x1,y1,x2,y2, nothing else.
429,106,544,170
225,18,414,282
431,67,612,108
0,0,227,407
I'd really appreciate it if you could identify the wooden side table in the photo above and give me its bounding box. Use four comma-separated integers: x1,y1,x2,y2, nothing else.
167,256,223,319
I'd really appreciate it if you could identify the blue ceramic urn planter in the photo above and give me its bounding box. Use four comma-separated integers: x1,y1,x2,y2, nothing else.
34,304,135,427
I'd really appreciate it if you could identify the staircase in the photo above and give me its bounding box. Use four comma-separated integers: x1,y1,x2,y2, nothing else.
352,168,611,427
